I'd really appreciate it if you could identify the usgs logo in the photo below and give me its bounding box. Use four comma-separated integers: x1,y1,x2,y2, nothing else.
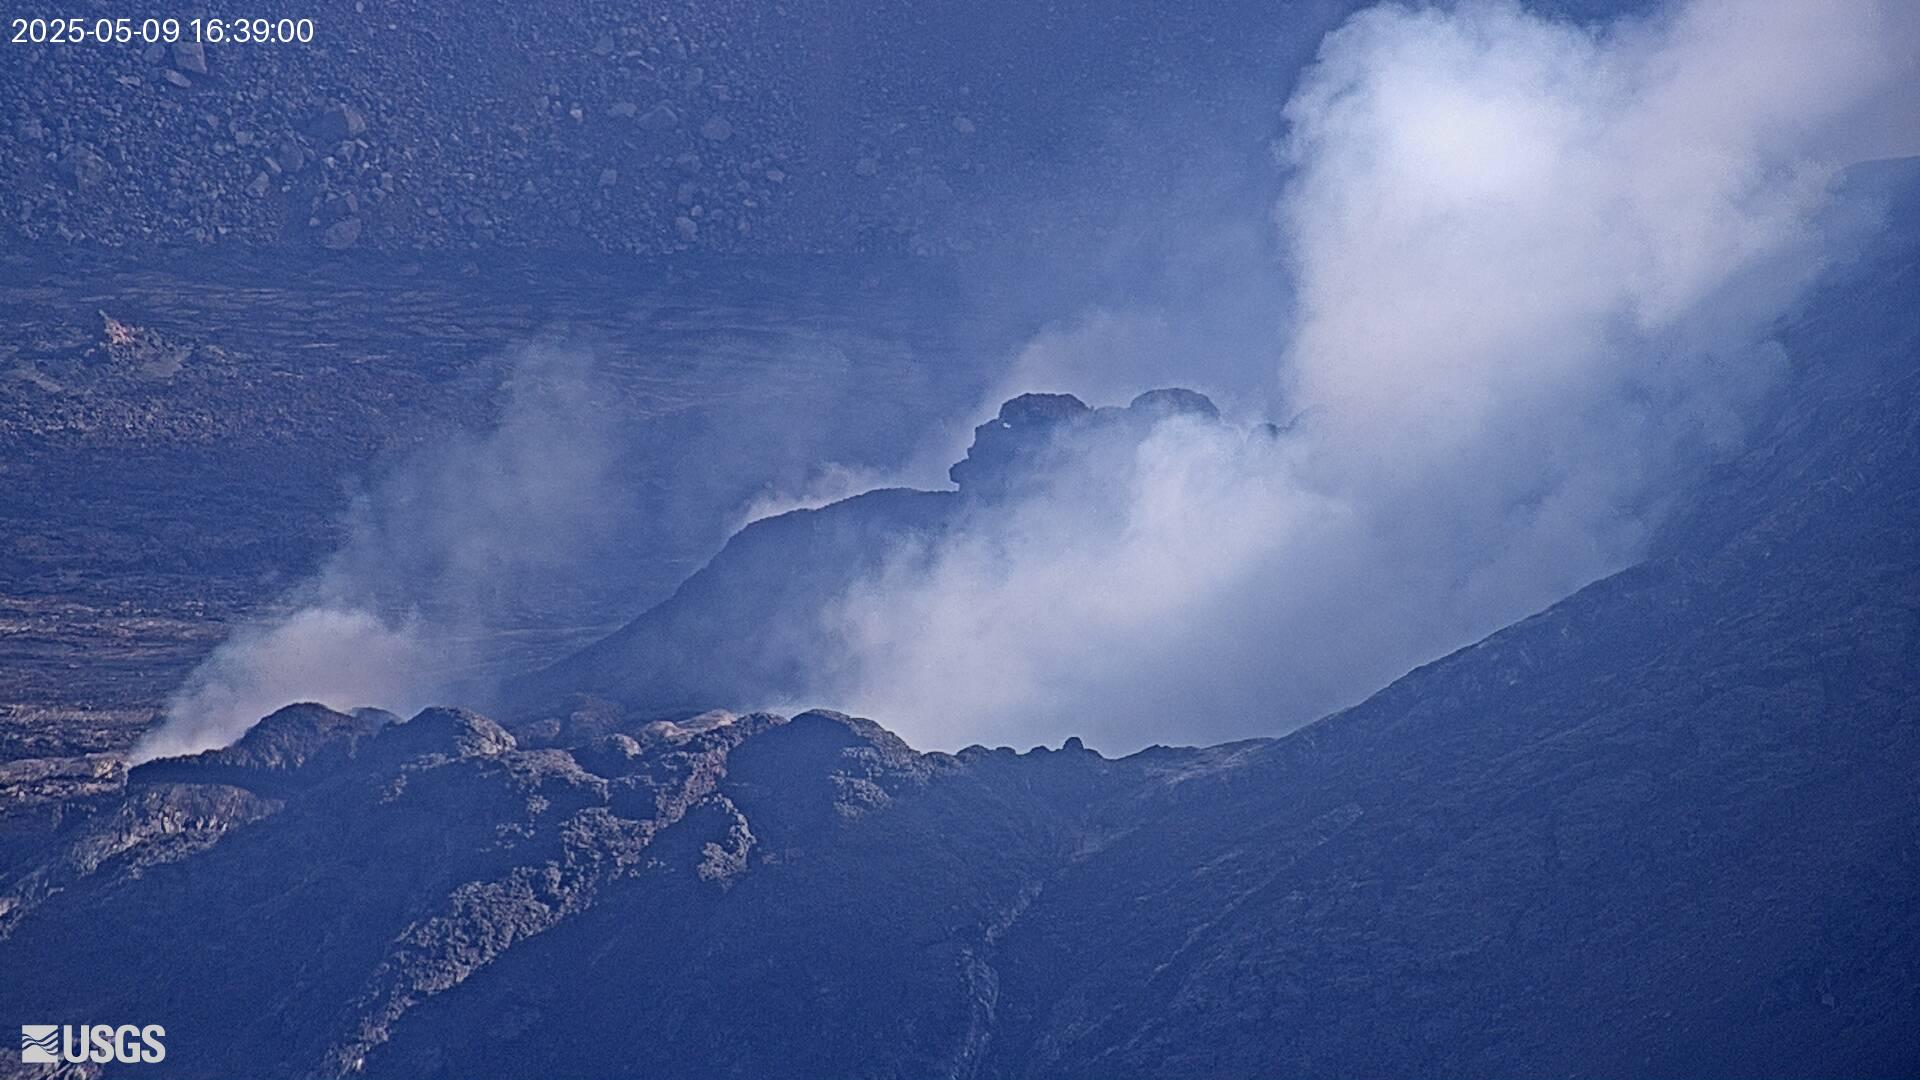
20,1024,166,1065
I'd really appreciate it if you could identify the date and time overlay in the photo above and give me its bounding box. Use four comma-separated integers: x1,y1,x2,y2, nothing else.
12,15,314,45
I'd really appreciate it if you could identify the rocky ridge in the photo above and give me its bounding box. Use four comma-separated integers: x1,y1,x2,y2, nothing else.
506,385,1235,719
0,700,1142,1078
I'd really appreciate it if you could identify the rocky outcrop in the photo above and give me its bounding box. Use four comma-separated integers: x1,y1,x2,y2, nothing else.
504,387,1228,723
0,779,277,941
1125,386,1219,423
0,702,1139,1078
946,388,1223,496
505,485,960,719
948,392,1091,496
128,702,394,792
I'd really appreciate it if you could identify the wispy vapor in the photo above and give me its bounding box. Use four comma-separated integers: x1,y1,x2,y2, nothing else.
133,345,624,761
811,0,1918,752
732,463,899,532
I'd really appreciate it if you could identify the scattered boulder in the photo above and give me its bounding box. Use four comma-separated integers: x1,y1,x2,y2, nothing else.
60,149,109,189
700,115,733,142
307,103,366,144
321,217,363,249
637,103,680,132
171,40,208,75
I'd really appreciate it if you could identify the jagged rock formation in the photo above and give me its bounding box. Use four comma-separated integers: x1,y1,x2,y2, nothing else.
129,703,398,792
948,391,1093,495
0,700,1144,1078
504,387,1232,721
947,388,1221,496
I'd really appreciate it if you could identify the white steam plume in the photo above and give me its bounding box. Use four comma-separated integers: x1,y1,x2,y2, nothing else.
132,345,622,762
816,0,1918,752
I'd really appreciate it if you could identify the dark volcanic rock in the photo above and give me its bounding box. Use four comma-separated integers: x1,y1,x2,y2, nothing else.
367,706,517,764
3,248,1919,1073
948,391,1091,495
505,386,1225,722
962,178,1920,1080
3,170,1917,1080
1127,385,1220,422
470,210,1920,1075
128,703,392,792
0,703,1145,1078
507,486,959,717
947,388,1222,496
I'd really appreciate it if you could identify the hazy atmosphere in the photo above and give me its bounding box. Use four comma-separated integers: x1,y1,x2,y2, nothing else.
138,0,1920,755
5,0,1917,1075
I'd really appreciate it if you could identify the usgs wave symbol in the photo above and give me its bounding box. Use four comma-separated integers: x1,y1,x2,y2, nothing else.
19,1026,56,1064
20,1024,166,1065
